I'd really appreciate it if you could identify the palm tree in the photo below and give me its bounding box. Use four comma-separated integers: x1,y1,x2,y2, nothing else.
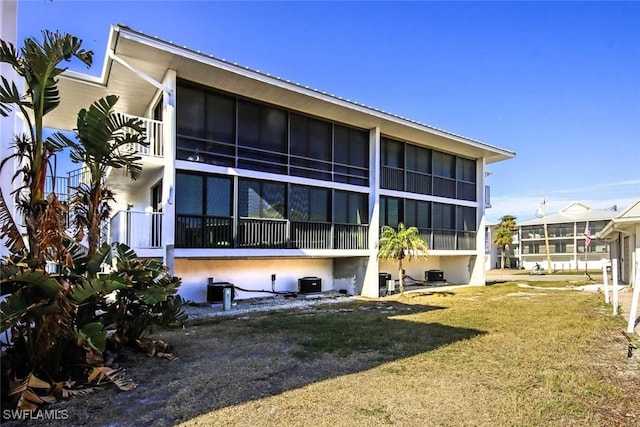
377,223,429,294
0,31,93,263
493,215,516,269
53,95,146,263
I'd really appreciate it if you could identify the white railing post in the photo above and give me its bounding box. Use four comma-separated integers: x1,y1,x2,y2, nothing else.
602,259,610,304
612,259,619,315
627,264,640,334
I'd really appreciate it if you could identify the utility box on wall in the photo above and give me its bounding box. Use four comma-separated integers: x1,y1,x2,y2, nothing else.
298,277,321,294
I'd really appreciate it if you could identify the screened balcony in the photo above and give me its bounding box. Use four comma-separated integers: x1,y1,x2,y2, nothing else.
175,215,369,250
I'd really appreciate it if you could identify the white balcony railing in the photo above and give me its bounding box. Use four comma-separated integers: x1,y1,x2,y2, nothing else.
110,210,163,249
123,115,163,157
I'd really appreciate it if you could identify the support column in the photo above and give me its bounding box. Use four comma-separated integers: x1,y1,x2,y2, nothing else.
161,70,177,275
469,158,487,284
361,127,381,298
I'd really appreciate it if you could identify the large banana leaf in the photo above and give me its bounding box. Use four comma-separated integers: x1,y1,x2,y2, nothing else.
69,275,129,304
0,292,59,332
86,242,112,277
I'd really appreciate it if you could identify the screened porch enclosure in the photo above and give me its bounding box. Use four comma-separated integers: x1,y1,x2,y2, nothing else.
174,172,370,250
175,216,369,250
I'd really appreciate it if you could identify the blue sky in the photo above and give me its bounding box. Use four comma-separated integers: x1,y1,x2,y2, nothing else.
16,0,640,222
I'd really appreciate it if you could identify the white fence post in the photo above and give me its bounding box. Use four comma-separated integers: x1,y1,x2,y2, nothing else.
602,259,610,305
627,264,640,334
612,259,619,316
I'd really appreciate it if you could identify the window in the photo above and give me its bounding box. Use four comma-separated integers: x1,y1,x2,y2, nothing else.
456,157,476,183
381,137,403,168
433,151,455,178
205,92,235,144
175,173,203,215
206,176,232,217
238,179,286,219
289,185,330,222
290,113,332,180
238,101,287,153
176,85,205,139
405,199,430,229
334,124,369,185
334,191,368,224
405,144,431,174
380,196,402,228
175,172,232,217
433,203,455,230
456,206,476,231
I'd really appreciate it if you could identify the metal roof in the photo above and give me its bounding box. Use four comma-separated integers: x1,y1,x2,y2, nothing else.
518,202,617,226
44,24,515,164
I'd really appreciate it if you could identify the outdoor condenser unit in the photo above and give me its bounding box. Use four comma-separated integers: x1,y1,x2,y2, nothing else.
426,270,445,282
207,278,235,303
298,277,322,294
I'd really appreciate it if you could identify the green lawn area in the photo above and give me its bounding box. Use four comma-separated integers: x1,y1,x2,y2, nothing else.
33,281,639,427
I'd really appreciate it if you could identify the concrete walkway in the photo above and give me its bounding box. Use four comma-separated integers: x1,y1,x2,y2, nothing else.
486,269,639,336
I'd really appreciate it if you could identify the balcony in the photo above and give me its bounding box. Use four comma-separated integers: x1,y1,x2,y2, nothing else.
414,228,477,251
175,215,369,250
123,115,164,158
110,210,163,249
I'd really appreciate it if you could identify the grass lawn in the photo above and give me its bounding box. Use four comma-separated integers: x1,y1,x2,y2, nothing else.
19,281,639,426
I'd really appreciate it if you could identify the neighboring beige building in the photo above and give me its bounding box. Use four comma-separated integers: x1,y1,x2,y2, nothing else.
34,25,514,301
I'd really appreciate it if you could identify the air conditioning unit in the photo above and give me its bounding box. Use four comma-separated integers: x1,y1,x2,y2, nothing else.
207,279,235,303
298,277,322,294
426,270,444,282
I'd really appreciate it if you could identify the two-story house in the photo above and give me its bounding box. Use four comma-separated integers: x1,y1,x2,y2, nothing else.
42,25,515,301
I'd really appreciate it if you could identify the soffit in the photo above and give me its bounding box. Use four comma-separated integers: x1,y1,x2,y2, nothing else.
46,26,515,164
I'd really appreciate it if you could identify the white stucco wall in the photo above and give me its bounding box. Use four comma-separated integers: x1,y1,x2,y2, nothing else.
175,257,334,302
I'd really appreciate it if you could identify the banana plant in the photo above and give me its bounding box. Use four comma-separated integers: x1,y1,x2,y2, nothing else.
0,31,93,265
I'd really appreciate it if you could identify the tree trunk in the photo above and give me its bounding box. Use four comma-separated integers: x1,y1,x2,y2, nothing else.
398,259,404,294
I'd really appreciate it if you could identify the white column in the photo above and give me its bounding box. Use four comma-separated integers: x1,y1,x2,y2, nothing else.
361,127,381,298
161,70,177,275
0,1,19,258
469,158,487,284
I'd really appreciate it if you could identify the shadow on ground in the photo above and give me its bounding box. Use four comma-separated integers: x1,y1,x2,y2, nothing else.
31,300,484,427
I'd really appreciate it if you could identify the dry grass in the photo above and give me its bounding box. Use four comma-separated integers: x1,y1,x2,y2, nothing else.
10,282,639,426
